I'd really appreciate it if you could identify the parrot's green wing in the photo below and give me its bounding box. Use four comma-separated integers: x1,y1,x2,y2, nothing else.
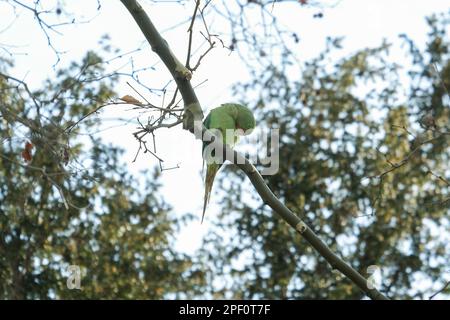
201,104,256,223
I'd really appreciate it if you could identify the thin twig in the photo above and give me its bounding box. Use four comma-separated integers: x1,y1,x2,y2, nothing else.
185,0,201,70
429,281,450,300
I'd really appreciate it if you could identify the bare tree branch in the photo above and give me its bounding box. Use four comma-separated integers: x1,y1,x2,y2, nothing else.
120,0,389,300
121,0,203,133
429,280,450,300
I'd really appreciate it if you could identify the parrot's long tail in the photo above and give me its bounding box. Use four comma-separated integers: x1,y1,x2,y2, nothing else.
202,163,220,223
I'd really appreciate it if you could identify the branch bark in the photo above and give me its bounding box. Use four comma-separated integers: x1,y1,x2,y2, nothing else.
120,0,389,300
120,0,203,132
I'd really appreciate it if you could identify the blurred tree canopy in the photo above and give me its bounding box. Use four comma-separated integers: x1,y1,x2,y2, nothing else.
203,12,450,299
0,52,205,299
1,0,449,300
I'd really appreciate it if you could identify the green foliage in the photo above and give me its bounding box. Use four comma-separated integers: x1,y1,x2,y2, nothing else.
204,12,450,299
0,52,205,299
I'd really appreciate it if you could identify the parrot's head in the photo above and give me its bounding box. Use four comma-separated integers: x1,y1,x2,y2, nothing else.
235,105,256,135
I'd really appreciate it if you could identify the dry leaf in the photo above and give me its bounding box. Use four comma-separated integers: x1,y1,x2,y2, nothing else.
120,95,143,106
63,146,70,166
21,141,33,163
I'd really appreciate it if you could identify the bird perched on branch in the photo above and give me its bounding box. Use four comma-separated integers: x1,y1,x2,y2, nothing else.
202,103,256,223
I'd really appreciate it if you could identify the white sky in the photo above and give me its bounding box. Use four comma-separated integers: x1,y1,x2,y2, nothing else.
1,1,449,294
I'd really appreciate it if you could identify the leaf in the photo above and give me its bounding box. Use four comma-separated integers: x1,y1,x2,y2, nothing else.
63,146,70,166
21,141,33,163
120,95,144,106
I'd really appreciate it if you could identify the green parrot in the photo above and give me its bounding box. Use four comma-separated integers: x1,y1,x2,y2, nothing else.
201,103,256,223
